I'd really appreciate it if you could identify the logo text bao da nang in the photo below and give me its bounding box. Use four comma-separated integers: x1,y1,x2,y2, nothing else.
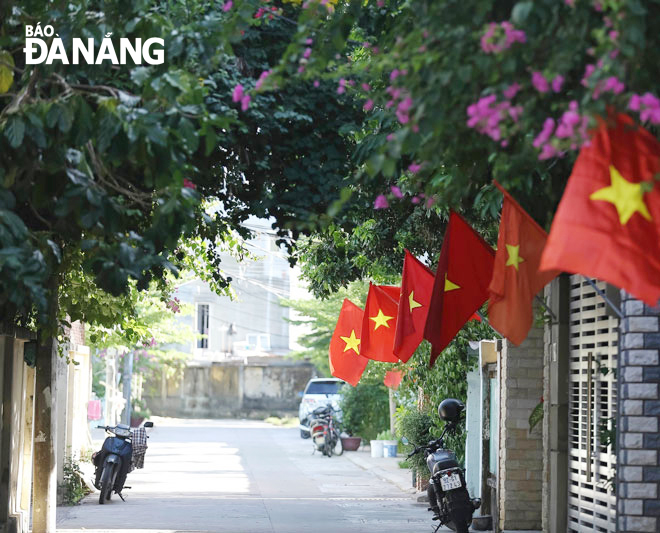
23,24,164,65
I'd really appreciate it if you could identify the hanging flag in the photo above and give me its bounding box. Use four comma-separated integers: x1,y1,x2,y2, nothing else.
329,299,370,386
384,370,403,390
393,250,435,362
424,211,495,366
489,182,560,345
361,283,401,363
540,113,660,306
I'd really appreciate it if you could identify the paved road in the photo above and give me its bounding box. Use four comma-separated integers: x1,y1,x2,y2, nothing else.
57,418,430,533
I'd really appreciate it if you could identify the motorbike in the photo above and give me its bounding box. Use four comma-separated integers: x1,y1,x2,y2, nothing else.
308,405,343,457
405,399,480,533
93,421,153,504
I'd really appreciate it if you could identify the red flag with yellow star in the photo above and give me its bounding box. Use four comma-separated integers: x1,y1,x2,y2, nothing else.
329,299,369,386
393,250,435,362
384,370,403,390
489,183,560,345
361,283,401,363
424,211,495,366
540,113,660,306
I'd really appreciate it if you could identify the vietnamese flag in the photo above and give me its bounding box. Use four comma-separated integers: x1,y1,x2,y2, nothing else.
394,250,435,362
384,370,403,390
361,283,401,363
489,182,560,345
424,211,495,366
541,113,660,306
329,299,369,386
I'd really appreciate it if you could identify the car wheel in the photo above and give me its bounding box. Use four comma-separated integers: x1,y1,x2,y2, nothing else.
300,429,310,439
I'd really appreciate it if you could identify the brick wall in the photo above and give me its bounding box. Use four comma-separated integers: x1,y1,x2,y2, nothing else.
617,292,660,532
499,323,544,531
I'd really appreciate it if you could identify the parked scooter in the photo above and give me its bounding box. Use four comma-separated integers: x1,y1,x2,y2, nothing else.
309,405,343,457
405,399,480,533
93,421,153,504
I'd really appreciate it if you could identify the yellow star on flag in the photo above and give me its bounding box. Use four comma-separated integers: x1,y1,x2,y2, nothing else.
505,244,524,270
408,291,422,312
444,274,460,292
370,309,394,330
340,330,360,354
590,165,652,225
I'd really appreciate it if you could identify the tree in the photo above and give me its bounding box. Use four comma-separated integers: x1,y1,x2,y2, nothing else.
282,280,368,375
0,1,364,527
257,0,660,223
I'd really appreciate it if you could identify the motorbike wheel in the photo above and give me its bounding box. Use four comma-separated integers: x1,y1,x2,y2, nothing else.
98,464,114,504
331,432,344,456
445,488,472,533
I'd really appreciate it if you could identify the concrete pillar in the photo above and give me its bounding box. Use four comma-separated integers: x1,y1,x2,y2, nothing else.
0,336,13,527
616,293,660,532
32,334,57,533
542,275,569,533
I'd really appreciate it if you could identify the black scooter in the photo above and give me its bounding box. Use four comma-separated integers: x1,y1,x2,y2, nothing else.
405,399,480,533
93,421,153,504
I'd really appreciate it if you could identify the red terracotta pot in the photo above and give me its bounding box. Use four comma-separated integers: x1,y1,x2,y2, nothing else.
341,436,362,451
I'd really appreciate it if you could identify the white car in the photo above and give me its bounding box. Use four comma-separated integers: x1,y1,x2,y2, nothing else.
298,378,345,438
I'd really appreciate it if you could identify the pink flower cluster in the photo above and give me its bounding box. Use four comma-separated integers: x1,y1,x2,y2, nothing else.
232,84,251,111
533,101,590,160
384,86,414,125
183,178,196,189
254,6,278,19
629,92,660,124
480,21,526,54
166,297,181,313
593,76,625,99
255,70,271,90
467,94,523,142
531,72,564,94
373,187,435,210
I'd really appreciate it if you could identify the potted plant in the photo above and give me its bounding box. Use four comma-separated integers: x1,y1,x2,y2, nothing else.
340,435,362,451
130,398,151,427
339,379,390,454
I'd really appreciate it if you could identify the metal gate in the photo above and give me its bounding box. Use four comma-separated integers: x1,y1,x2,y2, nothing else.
567,276,618,532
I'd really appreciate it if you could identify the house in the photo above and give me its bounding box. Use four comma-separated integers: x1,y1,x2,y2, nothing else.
465,273,660,532
144,218,315,419
0,321,92,533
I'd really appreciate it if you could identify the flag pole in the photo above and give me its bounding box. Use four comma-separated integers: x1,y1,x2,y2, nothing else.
582,276,624,319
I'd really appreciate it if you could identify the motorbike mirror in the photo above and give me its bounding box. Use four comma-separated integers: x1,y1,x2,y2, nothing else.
143,421,154,428
401,436,409,445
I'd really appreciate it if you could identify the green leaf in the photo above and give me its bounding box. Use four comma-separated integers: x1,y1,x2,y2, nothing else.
0,50,15,94
4,116,25,148
511,1,534,24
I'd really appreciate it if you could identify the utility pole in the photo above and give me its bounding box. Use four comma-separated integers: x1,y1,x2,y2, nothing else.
122,351,133,425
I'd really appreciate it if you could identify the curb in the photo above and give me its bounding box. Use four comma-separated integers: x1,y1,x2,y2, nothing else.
343,453,417,495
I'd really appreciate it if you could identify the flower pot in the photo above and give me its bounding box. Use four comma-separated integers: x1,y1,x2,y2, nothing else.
370,440,384,458
341,436,361,451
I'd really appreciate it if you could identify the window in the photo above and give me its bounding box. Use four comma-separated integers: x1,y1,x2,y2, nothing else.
305,381,344,395
197,304,209,349
245,334,271,351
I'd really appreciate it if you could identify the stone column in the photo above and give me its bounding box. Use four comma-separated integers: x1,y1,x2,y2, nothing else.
617,293,660,532
498,323,544,531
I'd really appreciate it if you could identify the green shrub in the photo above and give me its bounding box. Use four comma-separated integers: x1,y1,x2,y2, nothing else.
340,380,389,441
60,455,91,505
395,407,433,473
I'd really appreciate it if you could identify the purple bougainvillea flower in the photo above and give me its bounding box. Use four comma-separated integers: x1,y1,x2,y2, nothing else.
374,195,389,209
